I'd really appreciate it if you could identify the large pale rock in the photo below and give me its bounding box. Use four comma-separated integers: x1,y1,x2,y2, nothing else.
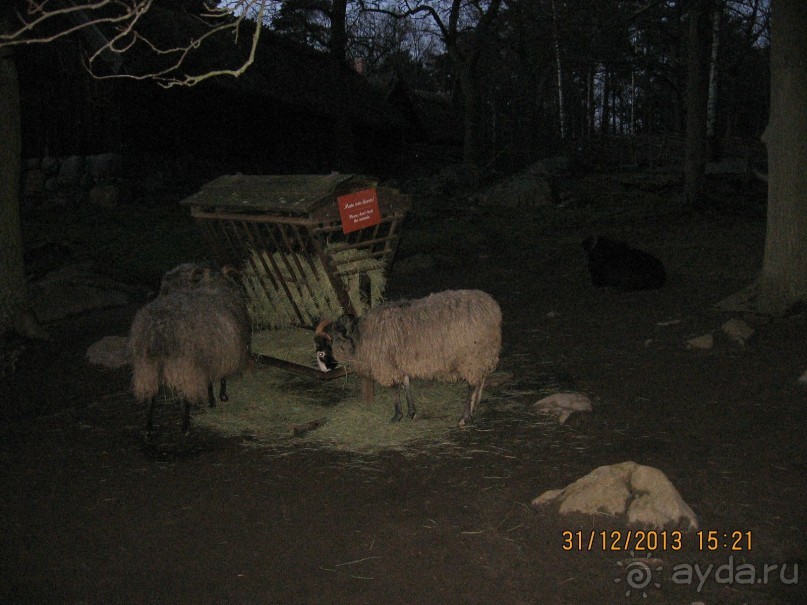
534,392,593,424
686,333,714,350
86,335,131,368
627,465,698,529
721,318,754,345
532,461,698,530
477,162,555,208
533,462,633,516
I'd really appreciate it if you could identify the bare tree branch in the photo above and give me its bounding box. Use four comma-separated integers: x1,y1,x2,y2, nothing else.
0,0,269,87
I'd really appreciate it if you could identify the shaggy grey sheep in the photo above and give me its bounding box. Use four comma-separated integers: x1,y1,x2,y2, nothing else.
316,289,501,427
130,264,251,433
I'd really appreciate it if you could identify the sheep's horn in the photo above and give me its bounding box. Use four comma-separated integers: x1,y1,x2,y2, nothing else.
315,319,332,341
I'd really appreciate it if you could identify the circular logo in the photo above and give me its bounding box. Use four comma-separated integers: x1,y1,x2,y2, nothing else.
615,553,663,598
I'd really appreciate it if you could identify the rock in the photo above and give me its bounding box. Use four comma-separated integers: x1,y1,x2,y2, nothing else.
86,335,131,368
86,153,123,183
627,464,698,529
57,155,86,187
89,184,123,208
686,333,714,350
721,318,754,345
533,463,632,516
534,392,593,424
532,461,698,530
41,156,59,175
478,162,555,209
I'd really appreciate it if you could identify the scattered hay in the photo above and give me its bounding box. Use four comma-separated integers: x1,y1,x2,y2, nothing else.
251,327,319,367
242,247,387,329
193,366,470,453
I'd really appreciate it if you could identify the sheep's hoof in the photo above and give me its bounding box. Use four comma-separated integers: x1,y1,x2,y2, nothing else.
457,416,470,429
408,411,417,420
219,394,229,403
390,411,403,423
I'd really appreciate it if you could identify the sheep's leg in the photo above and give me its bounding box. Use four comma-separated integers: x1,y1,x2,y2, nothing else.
219,379,229,403
458,377,486,428
146,396,156,432
207,382,216,408
403,376,416,419
472,377,487,414
391,384,404,423
458,385,475,428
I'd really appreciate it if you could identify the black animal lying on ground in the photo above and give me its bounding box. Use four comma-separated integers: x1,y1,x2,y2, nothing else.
582,235,666,291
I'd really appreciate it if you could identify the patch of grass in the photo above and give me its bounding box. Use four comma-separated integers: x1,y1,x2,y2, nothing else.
193,365,471,453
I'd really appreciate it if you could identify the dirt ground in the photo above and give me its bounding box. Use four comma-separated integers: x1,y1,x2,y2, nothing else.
1,169,805,605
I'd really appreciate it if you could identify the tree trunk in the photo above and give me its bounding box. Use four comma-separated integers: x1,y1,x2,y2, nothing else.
551,0,565,141
329,0,348,64
586,66,595,139
684,0,713,206
706,2,722,159
600,68,610,135
757,0,807,314
0,44,44,339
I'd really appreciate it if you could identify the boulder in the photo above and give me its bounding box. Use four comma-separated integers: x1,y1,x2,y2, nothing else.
477,162,556,208
721,318,754,345
686,333,714,350
86,153,123,183
532,461,698,530
57,155,86,187
86,335,131,368
534,392,593,424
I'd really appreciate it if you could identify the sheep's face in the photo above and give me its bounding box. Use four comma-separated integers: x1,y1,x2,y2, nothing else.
314,315,360,370
314,333,338,372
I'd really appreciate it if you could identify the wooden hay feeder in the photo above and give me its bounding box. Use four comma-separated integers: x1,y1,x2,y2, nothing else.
180,173,410,400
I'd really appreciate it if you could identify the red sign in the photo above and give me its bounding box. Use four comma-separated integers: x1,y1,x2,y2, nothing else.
337,188,381,234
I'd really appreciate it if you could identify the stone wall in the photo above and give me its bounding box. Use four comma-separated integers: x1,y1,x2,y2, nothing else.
22,153,128,207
